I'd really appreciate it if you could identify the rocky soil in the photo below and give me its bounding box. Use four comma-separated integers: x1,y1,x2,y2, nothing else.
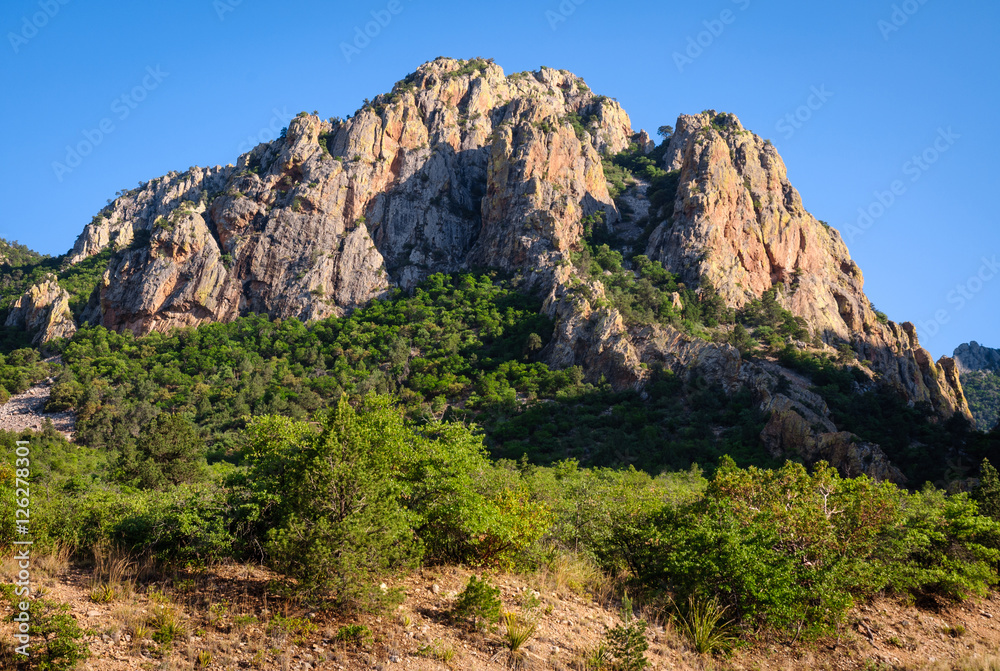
2,556,1000,671
0,376,75,440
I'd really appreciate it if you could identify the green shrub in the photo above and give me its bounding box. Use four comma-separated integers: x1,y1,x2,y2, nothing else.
603,594,649,670
238,397,421,606
453,575,501,630
609,459,1000,638
115,413,207,490
28,600,89,671
334,623,372,646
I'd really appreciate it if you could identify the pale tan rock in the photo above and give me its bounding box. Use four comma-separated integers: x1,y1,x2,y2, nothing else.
5,275,77,344
647,111,970,421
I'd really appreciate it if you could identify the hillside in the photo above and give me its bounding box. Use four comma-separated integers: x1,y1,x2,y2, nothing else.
3,58,1000,671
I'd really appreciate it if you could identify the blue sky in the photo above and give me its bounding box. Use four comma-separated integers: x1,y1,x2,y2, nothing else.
0,0,996,359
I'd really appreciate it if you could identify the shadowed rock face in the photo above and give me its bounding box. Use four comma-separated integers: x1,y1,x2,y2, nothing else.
29,58,977,480
954,341,1000,373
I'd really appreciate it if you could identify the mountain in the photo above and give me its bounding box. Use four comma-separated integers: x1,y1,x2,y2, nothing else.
2,57,984,481
954,341,1000,430
955,342,1000,374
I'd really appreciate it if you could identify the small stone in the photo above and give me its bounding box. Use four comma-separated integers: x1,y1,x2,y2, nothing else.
430,584,440,594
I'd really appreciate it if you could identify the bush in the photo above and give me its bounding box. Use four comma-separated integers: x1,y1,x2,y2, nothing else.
453,575,502,630
115,413,207,490
29,600,90,670
238,397,421,606
608,459,1000,638
603,594,649,670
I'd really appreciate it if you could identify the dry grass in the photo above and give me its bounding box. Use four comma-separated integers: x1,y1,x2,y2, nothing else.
533,551,611,600
88,544,140,602
924,655,1000,671
34,543,73,578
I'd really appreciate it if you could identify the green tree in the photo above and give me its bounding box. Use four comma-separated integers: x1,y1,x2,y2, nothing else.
240,396,421,607
975,459,1000,520
116,414,206,490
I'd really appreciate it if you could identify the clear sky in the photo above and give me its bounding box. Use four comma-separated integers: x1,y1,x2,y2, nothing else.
1,0,996,359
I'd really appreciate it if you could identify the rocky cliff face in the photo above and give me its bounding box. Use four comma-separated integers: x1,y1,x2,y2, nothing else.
71,59,633,334
647,111,970,422
36,58,978,479
954,342,1000,373
5,275,77,345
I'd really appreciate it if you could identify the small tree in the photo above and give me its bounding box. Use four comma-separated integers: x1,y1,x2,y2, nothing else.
974,459,1000,520
241,396,420,607
657,125,674,139
604,593,649,670
453,575,501,631
117,413,206,490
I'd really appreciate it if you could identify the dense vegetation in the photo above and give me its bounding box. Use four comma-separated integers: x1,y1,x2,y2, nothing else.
0,238,48,268
962,370,1000,431
36,273,776,475
0,239,111,352
5,402,1000,645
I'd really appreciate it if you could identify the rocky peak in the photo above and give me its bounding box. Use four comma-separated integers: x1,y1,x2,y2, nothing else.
66,58,649,336
646,110,970,421
954,341,1000,373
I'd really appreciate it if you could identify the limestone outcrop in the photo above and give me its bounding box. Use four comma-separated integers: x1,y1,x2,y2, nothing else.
5,275,77,345
647,111,970,421
954,341,1000,373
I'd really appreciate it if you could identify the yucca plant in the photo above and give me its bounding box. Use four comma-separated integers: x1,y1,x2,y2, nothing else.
501,610,539,667
673,594,736,655
150,608,187,645
131,621,149,645
89,583,117,603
